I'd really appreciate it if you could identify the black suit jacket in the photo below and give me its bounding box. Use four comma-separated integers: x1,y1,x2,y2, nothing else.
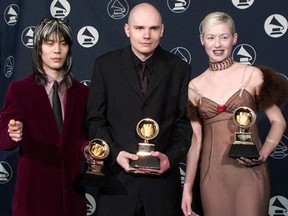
86,46,192,215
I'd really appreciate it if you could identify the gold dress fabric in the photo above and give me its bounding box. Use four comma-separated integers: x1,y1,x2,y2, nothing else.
196,89,270,216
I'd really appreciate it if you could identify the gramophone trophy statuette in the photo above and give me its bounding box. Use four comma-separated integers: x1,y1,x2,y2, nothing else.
130,118,160,170
81,138,110,186
228,106,260,159
86,138,109,175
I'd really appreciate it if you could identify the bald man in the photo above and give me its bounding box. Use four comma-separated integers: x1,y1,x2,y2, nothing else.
86,3,192,216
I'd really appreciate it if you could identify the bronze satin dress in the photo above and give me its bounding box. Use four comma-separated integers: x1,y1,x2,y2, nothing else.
195,88,270,216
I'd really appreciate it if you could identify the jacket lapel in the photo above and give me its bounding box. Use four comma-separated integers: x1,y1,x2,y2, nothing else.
119,48,143,98
145,56,169,98
62,82,77,135
30,79,61,134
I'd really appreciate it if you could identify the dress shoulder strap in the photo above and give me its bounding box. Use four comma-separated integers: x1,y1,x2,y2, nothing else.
188,83,204,105
239,65,255,97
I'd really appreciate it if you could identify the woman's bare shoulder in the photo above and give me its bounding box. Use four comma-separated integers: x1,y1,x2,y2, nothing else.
189,70,208,87
234,63,263,85
188,71,208,105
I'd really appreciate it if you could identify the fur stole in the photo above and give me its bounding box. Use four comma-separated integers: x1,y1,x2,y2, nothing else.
256,66,288,111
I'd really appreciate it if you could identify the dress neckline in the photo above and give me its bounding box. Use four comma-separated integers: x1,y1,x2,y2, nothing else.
200,89,254,106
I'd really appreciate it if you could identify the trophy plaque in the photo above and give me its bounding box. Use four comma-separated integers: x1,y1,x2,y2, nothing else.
228,106,260,159
130,118,160,170
81,138,110,186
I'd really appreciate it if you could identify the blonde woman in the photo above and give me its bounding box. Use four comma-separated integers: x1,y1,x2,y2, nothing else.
181,12,288,216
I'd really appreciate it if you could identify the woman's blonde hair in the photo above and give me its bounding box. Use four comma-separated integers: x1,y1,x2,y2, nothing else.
200,12,236,36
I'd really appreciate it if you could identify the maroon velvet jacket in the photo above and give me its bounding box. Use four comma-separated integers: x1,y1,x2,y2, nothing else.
0,74,89,216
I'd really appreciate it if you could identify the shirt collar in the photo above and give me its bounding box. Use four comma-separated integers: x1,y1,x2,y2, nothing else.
45,75,65,96
131,50,155,73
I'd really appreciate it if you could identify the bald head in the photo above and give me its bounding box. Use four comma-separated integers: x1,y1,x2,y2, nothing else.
128,3,162,25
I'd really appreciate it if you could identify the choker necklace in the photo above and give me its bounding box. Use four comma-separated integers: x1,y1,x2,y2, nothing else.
209,57,234,71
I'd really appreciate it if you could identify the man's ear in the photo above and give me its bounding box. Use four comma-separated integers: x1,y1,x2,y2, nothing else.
124,23,130,37
160,24,164,37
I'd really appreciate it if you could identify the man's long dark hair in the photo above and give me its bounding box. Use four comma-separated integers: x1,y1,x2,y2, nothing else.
32,18,74,87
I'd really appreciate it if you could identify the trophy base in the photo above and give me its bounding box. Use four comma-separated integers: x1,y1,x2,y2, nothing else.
228,144,260,159
130,156,160,170
80,172,108,187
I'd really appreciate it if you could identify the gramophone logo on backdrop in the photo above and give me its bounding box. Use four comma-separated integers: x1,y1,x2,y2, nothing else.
264,14,288,38
4,4,20,26
50,0,71,19
179,162,186,187
0,161,13,184
271,135,288,160
80,80,91,87
170,47,192,64
4,56,15,78
85,193,96,215
21,26,35,49
167,0,190,13
231,0,254,9
232,44,256,65
77,27,99,48
269,196,288,216
107,0,129,19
